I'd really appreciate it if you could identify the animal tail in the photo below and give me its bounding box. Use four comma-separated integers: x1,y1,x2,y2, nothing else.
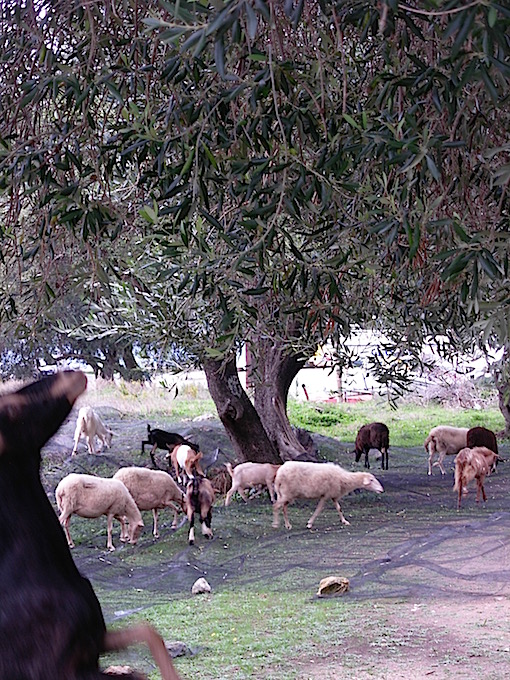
424,434,436,454
188,476,201,508
225,462,234,478
55,488,64,512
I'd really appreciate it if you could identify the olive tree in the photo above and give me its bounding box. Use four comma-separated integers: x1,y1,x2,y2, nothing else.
1,1,509,459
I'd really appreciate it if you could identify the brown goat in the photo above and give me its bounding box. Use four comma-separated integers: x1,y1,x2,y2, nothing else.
167,444,204,484
453,446,499,510
355,422,390,470
0,371,180,680
185,475,215,545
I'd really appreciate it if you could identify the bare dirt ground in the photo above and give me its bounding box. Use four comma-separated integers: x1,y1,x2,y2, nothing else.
42,407,510,679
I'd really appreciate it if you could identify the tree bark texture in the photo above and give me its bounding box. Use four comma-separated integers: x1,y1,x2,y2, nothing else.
203,357,281,464
252,340,310,461
493,349,510,436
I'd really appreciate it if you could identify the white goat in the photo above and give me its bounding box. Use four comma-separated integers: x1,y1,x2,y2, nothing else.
424,425,469,475
272,461,384,530
453,446,499,509
224,461,281,506
55,473,144,551
113,467,186,538
166,444,204,483
72,405,113,455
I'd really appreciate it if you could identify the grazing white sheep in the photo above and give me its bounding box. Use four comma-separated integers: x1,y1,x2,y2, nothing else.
113,467,185,538
453,446,499,509
55,473,144,551
71,405,113,455
224,461,281,506
424,425,469,475
272,461,384,530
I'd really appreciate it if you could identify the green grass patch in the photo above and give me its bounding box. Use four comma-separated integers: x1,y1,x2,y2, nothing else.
103,589,354,680
288,398,506,447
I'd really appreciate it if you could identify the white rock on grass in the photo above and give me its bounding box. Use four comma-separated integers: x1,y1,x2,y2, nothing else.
191,577,212,595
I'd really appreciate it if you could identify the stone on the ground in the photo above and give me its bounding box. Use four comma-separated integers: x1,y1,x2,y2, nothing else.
192,577,212,594
317,576,350,596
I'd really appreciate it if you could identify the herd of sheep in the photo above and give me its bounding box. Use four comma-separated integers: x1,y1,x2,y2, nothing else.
2,370,505,680
55,406,503,551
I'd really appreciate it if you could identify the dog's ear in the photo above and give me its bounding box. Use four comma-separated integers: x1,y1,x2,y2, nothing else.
0,371,86,460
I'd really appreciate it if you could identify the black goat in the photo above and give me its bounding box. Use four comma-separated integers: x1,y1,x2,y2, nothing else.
354,422,390,470
142,424,199,467
0,371,180,680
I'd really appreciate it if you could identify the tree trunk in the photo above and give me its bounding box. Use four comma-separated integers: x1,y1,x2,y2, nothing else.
252,341,310,461
497,386,510,435
203,356,281,464
493,348,510,436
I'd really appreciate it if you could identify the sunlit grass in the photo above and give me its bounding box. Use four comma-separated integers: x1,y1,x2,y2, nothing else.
288,398,506,446
102,589,354,680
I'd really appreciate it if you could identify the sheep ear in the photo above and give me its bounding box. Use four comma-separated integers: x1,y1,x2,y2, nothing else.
363,476,372,486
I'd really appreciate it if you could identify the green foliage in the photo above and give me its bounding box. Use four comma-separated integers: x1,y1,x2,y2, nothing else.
0,0,509,399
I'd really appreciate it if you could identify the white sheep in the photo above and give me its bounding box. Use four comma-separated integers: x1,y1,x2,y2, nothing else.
224,461,280,505
272,461,384,530
72,405,114,455
55,473,144,551
113,467,185,538
424,425,469,475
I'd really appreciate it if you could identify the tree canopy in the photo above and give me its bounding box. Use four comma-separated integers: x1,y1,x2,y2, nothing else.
0,1,509,445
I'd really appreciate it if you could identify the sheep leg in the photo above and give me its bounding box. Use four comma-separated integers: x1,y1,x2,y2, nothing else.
59,513,75,548
104,623,181,680
71,429,80,456
86,435,95,454
427,443,435,475
281,502,292,530
364,449,370,469
382,448,388,470
224,486,235,506
168,503,180,529
153,509,159,538
237,487,249,503
272,501,282,528
118,516,129,542
333,499,351,525
106,514,116,551
307,497,327,529
436,451,447,475
268,483,275,503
